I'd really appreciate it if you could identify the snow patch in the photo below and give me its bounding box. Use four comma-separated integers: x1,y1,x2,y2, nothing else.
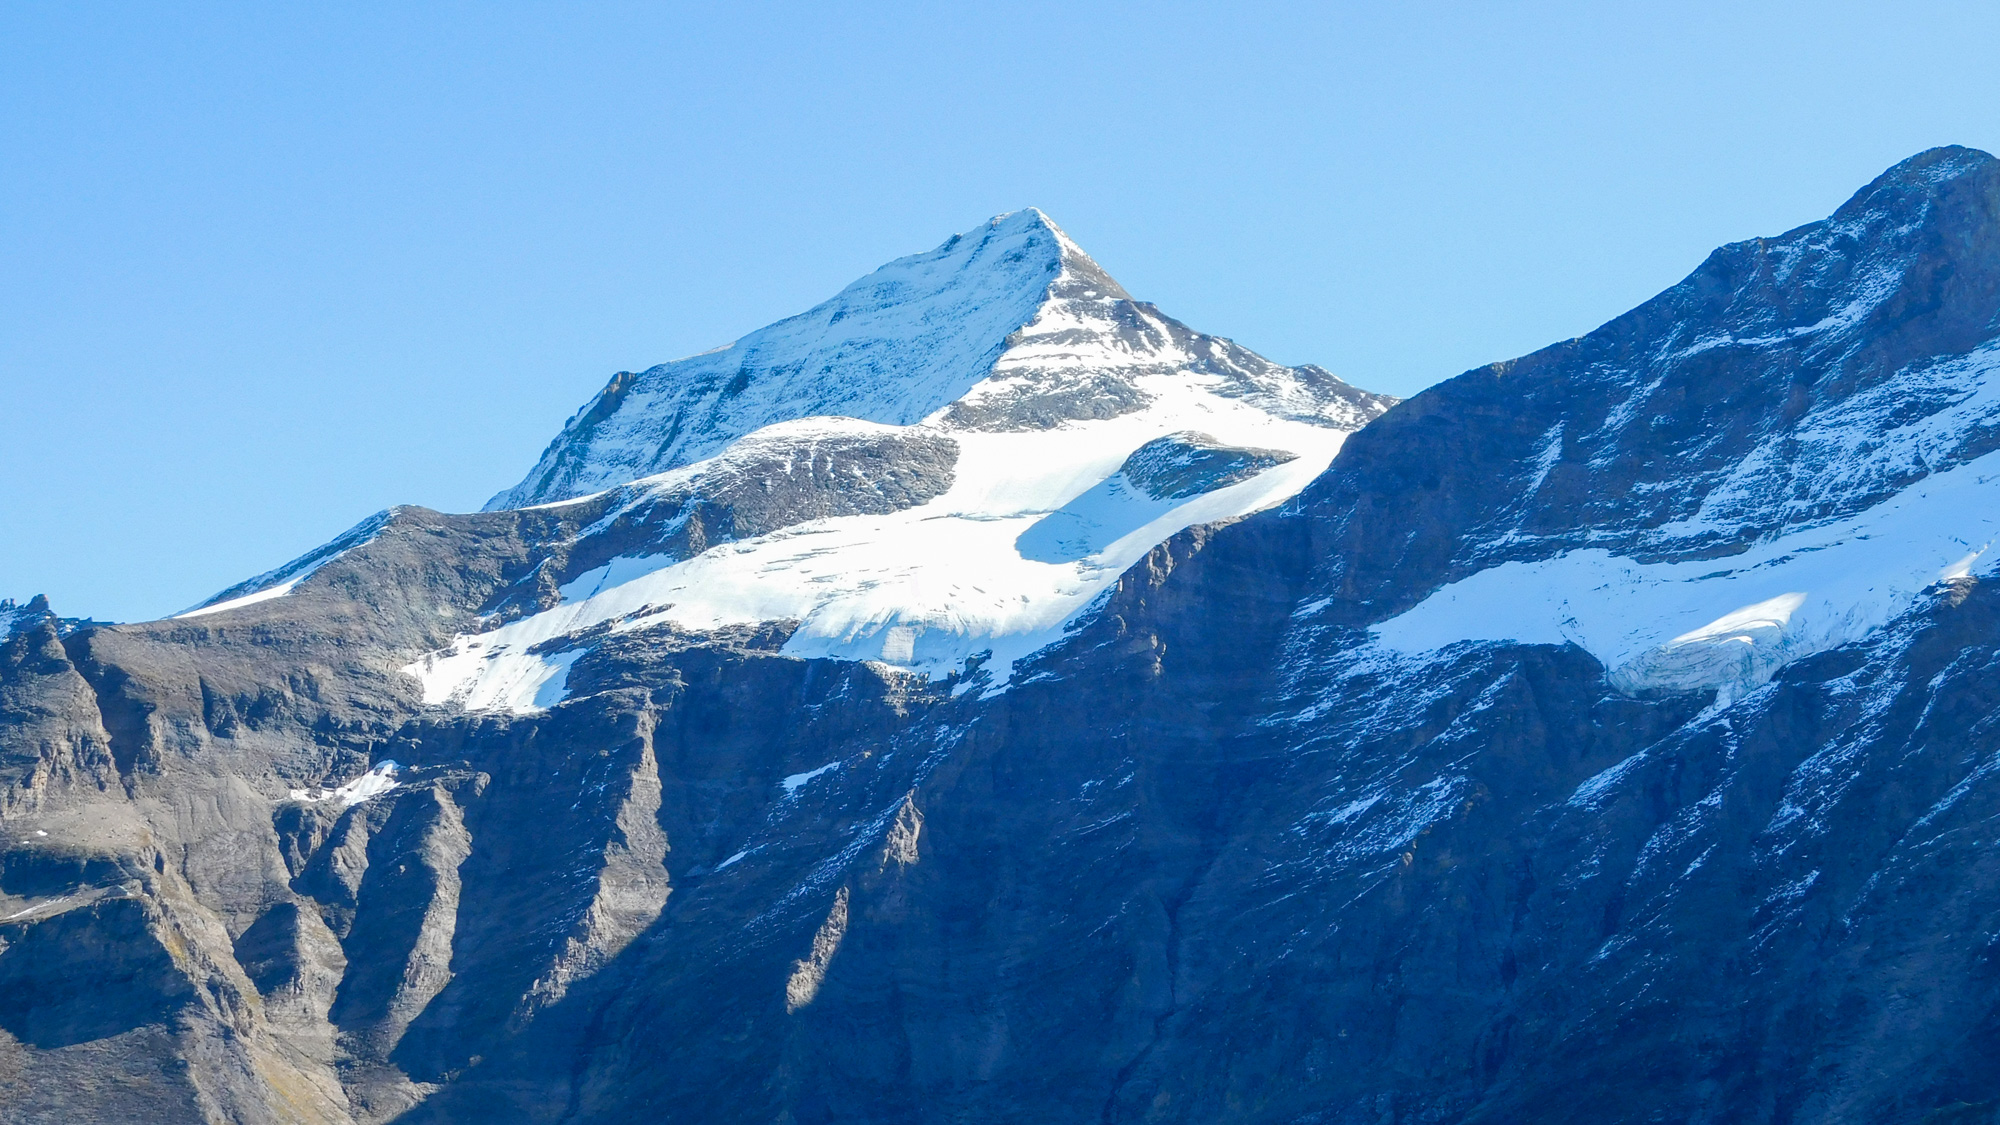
178,579,304,619
177,510,393,619
403,644,585,714
1374,450,2000,699
1569,752,1649,807
782,762,841,795
288,761,400,809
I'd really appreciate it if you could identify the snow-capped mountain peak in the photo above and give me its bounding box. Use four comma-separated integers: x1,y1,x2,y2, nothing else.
486,209,1381,511
28,150,2000,1125
488,209,1076,511
397,212,1395,709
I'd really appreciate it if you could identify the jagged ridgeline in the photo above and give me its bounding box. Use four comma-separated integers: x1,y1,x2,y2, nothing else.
6,149,2000,1123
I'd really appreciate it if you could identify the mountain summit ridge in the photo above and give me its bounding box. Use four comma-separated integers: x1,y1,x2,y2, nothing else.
485,208,1385,511
1274,144,2000,702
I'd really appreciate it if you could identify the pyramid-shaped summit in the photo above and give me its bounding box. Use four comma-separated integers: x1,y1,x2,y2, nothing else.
486,209,1390,510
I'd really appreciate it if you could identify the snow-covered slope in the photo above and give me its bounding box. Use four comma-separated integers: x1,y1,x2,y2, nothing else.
485,211,1061,510
1373,449,1999,701
410,392,1347,711
409,211,1393,712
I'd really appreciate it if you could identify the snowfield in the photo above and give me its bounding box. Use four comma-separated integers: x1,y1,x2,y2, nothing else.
1373,447,2000,700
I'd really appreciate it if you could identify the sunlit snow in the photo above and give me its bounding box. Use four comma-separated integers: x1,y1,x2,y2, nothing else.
406,380,1349,712
1373,451,2000,699
287,761,400,809
485,210,1068,510
177,578,305,619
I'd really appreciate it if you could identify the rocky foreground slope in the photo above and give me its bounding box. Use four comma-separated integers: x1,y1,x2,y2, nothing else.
7,149,2000,1123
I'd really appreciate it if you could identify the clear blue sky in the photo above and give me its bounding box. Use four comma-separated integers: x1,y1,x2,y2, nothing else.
7,2,2000,623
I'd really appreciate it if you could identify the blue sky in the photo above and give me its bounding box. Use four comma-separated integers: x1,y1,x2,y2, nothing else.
7,1,2000,622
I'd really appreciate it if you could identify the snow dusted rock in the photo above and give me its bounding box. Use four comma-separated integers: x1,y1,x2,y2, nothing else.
0,598,59,660
0,594,106,641
175,510,395,618
572,418,962,544
0,597,41,642
287,761,400,809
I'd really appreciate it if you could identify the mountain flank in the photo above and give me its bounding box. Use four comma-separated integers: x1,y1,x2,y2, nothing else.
7,151,2000,1123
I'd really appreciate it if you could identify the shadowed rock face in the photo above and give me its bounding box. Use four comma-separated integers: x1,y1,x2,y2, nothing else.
1120,431,1298,501
9,149,2000,1125
0,896,198,1048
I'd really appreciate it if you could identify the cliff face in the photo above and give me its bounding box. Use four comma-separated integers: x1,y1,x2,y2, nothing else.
8,152,2000,1124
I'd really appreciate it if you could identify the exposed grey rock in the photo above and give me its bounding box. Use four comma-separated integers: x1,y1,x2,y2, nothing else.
328,779,472,1061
